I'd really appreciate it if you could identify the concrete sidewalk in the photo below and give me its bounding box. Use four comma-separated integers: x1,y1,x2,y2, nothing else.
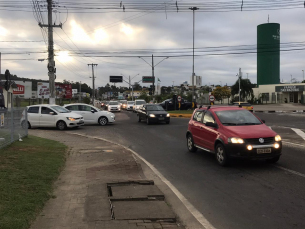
252,103,305,113
28,129,193,229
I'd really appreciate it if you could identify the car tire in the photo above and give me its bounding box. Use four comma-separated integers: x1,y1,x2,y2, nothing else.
187,134,197,152
98,116,108,126
21,121,31,129
57,121,67,130
146,117,150,125
266,155,280,163
138,116,141,122
215,143,229,166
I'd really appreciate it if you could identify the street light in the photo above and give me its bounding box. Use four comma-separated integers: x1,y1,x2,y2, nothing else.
121,73,139,101
189,6,199,104
237,73,241,102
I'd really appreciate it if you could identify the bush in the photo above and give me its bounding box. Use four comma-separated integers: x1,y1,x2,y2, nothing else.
83,97,90,104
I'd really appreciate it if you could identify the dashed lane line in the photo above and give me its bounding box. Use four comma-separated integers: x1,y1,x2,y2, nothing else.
69,132,215,229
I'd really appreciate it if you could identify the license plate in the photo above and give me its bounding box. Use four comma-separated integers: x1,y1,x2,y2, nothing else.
257,148,271,154
159,117,165,120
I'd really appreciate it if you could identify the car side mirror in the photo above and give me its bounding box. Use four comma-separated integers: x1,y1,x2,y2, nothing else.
91,110,95,113
262,119,266,123
206,122,217,128
49,112,54,115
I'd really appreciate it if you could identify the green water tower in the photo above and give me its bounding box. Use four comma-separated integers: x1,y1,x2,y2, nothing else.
257,23,280,85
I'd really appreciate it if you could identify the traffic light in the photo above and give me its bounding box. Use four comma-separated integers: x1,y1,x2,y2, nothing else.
149,85,154,95
4,70,10,91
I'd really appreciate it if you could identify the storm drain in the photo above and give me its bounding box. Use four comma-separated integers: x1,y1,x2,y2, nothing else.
107,180,176,222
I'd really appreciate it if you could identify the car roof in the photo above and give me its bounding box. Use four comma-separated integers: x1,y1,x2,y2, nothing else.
27,104,57,107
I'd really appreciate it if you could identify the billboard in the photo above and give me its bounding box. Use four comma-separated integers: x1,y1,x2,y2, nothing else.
13,81,32,98
37,83,72,99
37,82,50,99
55,84,72,99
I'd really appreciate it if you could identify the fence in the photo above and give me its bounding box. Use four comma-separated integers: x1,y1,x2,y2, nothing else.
0,108,28,149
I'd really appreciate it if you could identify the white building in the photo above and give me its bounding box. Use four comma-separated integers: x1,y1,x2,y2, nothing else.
253,83,305,103
189,75,202,87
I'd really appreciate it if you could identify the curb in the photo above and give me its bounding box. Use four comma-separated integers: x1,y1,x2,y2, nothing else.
170,114,192,118
254,110,305,113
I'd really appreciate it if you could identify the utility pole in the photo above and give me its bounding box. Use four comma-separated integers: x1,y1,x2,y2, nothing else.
152,55,155,95
39,0,62,104
238,68,242,102
189,6,199,104
88,64,98,105
79,81,81,102
302,70,304,81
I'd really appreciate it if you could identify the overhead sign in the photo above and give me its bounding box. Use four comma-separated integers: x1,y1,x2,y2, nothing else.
110,76,123,83
142,76,154,83
177,95,182,102
275,85,305,92
209,95,215,102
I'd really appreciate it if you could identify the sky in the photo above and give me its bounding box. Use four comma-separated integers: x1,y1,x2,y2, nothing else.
0,0,305,89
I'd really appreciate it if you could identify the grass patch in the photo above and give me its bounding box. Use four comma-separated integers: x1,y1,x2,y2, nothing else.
0,135,67,229
168,110,194,114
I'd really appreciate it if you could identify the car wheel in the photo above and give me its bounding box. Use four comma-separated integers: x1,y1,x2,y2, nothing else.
187,134,197,152
146,117,150,125
266,155,280,163
138,116,141,122
57,121,67,130
98,116,108,126
215,143,229,166
21,121,31,129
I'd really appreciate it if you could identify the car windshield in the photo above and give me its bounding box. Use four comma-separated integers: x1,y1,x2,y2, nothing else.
146,105,164,111
135,101,146,105
51,106,70,113
215,110,262,126
109,101,119,105
128,101,135,104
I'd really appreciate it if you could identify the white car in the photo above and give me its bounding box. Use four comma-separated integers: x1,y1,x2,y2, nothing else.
63,103,115,126
21,104,84,130
133,99,146,113
126,101,135,111
108,101,121,112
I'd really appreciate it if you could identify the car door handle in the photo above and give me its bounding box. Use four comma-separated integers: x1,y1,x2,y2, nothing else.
200,126,203,129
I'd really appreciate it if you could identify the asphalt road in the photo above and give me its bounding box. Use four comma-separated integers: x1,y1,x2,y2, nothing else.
76,110,305,229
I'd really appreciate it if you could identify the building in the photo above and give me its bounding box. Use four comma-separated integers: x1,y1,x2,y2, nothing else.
189,75,202,87
253,83,305,104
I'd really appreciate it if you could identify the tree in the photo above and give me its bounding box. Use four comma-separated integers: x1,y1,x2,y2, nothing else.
231,78,254,102
212,86,231,104
133,82,142,91
138,90,149,102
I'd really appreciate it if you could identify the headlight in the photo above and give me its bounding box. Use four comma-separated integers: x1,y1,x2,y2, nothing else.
274,143,280,149
149,114,155,118
66,117,76,121
166,113,170,117
228,137,244,144
275,135,281,142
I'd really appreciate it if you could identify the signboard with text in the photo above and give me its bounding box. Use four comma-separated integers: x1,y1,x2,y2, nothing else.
13,81,32,98
275,85,305,92
37,82,50,99
110,76,123,83
142,76,155,83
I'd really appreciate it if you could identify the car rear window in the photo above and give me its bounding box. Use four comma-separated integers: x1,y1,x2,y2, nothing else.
28,106,39,113
135,100,146,105
215,110,261,126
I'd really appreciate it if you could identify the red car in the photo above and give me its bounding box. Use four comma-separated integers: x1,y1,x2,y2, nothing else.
186,106,282,166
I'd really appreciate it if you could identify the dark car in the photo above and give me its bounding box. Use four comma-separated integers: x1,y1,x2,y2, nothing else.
186,106,282,166
137,104,170,125
159,98,195,111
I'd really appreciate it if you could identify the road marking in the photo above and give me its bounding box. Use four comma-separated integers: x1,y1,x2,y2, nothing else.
282,141,305,148
70,132,215,229
273,165,305,178
291,128,305,141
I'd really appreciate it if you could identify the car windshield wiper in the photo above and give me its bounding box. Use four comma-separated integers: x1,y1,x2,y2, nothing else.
243,122,261,125
222,123,237,125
